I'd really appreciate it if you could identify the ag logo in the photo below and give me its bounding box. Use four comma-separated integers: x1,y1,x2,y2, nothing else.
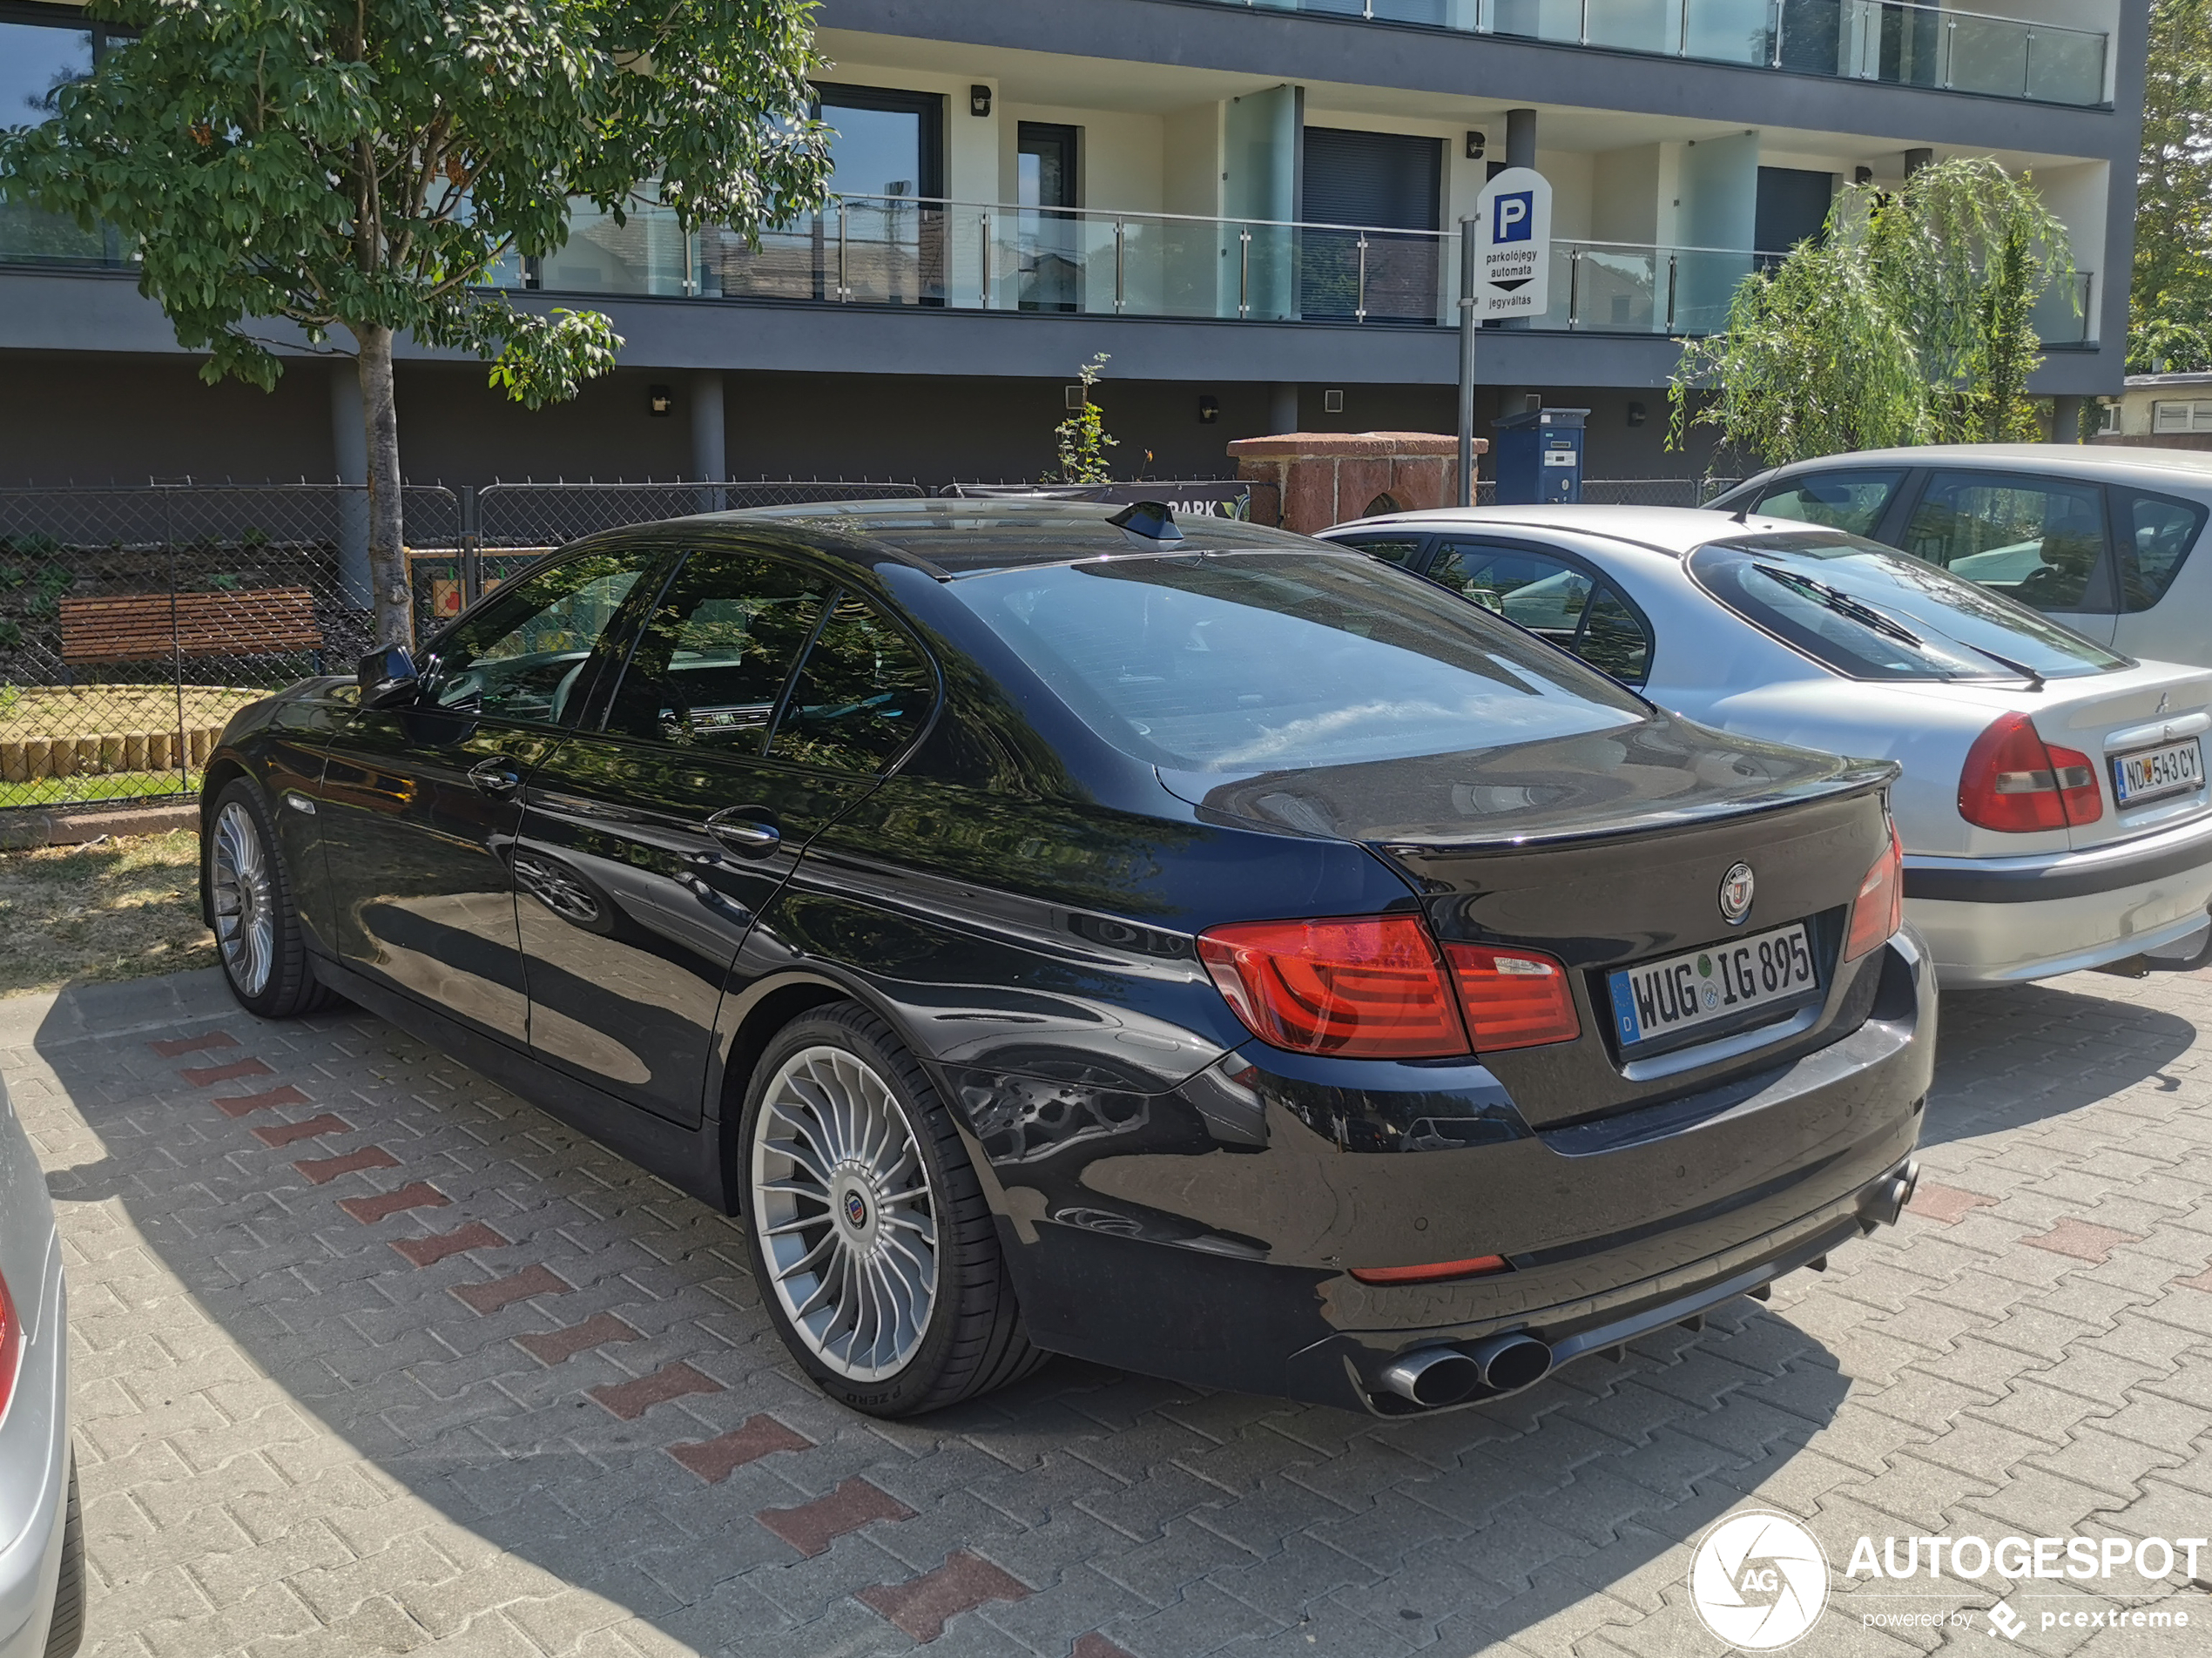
1718,861,1756,926
1689,1509,1829,1650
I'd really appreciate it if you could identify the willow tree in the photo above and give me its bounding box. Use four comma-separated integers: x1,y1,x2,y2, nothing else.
1669,157,2074,468
0,0,829,647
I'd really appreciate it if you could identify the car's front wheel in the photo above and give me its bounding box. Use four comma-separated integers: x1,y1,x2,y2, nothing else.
740,1002,1044,1416
206,778,330,1019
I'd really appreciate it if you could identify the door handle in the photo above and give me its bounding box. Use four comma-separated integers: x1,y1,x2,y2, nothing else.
469,756,522,797
705,812,782,857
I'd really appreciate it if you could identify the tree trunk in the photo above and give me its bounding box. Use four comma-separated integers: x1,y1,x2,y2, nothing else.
356,323,410,649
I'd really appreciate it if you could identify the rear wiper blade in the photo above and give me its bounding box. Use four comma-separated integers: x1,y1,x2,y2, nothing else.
1753,563,1925,647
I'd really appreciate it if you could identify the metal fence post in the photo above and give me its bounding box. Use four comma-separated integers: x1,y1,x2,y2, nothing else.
460,484,482,606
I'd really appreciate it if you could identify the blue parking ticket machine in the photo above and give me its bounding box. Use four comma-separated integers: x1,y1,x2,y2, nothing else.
1494,406,1588,505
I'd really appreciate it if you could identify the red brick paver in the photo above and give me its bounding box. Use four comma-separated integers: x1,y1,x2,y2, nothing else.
666,1414,813,1484
180,1056,273,1088
2023,1217,2143,1263
759,1478,916,1559
452,1264,570,1315
1905,1182,1999,1224
251,1113,352,1149
516,1312,642,1367
211,1083,312,1118
293,1145,401,1186
1070,1635,1139,1658
390,1222,508,1267
149,1032,239,1057
857,1551,1031,1642
587,1361,723,1422
339,1183,450,1224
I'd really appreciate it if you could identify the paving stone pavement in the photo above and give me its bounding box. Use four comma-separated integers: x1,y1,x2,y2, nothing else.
7,964,2212,1658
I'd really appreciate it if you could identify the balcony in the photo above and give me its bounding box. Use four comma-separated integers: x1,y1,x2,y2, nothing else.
1187,0,2109,108
506,195,2097,347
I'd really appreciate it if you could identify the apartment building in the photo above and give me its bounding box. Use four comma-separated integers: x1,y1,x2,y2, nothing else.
0,0,2148,486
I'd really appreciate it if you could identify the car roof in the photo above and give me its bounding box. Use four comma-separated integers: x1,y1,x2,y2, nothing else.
1320,503,1807,555
1739,443,2212,486
617,497,1327,577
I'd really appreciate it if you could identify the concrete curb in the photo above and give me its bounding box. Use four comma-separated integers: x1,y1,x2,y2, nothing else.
0,801,199,850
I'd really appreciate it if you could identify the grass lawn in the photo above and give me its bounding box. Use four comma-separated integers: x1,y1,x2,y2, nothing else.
0,829,213,996
0,772,199,810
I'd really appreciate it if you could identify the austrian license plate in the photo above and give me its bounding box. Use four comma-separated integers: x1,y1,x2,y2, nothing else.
2111,737,2205,807
1607,922,1817,1049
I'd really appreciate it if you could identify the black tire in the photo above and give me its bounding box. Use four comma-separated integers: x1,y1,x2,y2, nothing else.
43,1452,83,1658
204,778,333,1019
738,1001,1047,1417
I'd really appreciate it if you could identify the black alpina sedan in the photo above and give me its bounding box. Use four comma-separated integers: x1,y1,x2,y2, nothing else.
201,501,1930,1418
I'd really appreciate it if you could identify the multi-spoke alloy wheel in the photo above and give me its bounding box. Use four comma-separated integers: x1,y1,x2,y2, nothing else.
751,1044,939,1381
211,799,275,996
739,1004,1044,1416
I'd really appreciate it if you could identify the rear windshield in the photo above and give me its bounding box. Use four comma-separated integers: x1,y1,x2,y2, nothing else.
956,551,1645,772
1688,531,2129,683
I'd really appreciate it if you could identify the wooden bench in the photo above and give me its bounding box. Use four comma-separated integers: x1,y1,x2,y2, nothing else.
60,587,323,666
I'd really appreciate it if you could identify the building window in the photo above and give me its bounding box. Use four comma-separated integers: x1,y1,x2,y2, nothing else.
2151,400,2212,435
0,11,111,265
813,84,947,204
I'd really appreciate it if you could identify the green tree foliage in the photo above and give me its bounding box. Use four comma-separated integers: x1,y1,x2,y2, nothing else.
2133,0,2212,374
1044,353,1119,484
1670,158,2073,467
0,0,828,645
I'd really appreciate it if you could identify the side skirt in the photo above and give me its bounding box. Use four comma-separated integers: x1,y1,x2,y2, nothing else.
310,954,733,1213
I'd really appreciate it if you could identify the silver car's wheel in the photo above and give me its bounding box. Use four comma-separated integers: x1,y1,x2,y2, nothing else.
750,1044,940,1382
211,799,275,996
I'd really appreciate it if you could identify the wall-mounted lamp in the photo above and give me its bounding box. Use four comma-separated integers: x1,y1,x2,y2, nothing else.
970,84,993,118
1853,165,1874,185
1324,389,1345,414
1465,130,1487,160
1197,394,1220,425
648,384,674,417
1065,384,1088,411
1626,401,1648,428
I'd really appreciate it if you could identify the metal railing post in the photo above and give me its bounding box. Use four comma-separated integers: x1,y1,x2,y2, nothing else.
1944,17,1956,88
1678,0,1689,55
1567,246,1581,329
1666,252,1678,331
838,200,849,300
1580,0,1589,45
2023,30,2034,98
1770,0,1784,66
1356,234,1369,322
1115,218,1126,313
980,212,990,307
1239,227,1251,319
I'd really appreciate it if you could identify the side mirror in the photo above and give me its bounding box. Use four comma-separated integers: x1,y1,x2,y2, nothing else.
357,644,419,707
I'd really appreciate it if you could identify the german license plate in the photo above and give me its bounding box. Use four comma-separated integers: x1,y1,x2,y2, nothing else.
2112,737,2204,806
1607,922,1816,1048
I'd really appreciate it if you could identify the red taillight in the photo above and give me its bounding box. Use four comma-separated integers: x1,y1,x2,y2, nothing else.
1845,820,1905,962
1351,1255,1511,1285
1959,712,2105,832
0,1270,18,1425
1197,914,1469,1059
1443,944,1581,1051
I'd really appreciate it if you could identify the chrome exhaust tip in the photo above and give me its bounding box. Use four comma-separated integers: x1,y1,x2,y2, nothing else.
1861,1159,1920,1228
1378,1346,1484,1408
1468,1331,1554,1394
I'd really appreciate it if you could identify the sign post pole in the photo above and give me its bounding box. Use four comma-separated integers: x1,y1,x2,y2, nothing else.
1457,218,1478,508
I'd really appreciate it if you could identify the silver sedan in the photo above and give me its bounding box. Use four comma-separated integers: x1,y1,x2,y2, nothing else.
0,1075,78,1658
1322,506,2212,989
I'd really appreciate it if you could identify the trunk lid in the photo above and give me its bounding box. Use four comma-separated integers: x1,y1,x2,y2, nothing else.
1164,711,1898,1129
2027,662,2212,849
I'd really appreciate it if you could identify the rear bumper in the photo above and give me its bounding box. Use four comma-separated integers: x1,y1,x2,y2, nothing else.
0,1118,68,1658
994,930,1933,1412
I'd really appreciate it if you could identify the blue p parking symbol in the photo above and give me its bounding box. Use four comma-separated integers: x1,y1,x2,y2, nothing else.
1493,191,1534,243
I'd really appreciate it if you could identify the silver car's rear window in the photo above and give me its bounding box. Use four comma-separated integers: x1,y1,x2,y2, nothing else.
1689,531,2130,682
957,550,1644,772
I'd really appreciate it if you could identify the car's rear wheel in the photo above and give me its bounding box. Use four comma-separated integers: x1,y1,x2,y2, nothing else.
206,778,331,1019
740,1002,1045,1416
43,1452,82,1658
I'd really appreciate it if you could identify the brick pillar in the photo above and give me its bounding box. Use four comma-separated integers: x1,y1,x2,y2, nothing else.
1227,432,1481,535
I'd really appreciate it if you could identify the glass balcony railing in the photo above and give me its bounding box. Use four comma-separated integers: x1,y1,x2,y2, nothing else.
499,197,2097,347
1208,0,2109,107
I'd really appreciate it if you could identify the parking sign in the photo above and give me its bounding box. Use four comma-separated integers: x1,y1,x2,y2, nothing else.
1474,168,1552,320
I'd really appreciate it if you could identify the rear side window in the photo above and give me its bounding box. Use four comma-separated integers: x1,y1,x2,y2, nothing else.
956,551,1645,774
1901,472,2108,614
1333,535,1424,567
1689,530,2128,683
1751,470,1904,536
2115,489,2207,611
602,553,830,749
768,594,937,773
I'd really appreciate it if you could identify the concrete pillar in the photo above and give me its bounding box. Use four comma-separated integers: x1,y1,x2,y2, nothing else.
330,359,372,609
691,370,725,481
1502,110,1538,331
2051,394,2085,444
1269,383,1298,436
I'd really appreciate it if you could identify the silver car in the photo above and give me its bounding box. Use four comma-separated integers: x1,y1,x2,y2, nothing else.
1708,444,2212,670
1324,506,2212,988
0,1077,78,1658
